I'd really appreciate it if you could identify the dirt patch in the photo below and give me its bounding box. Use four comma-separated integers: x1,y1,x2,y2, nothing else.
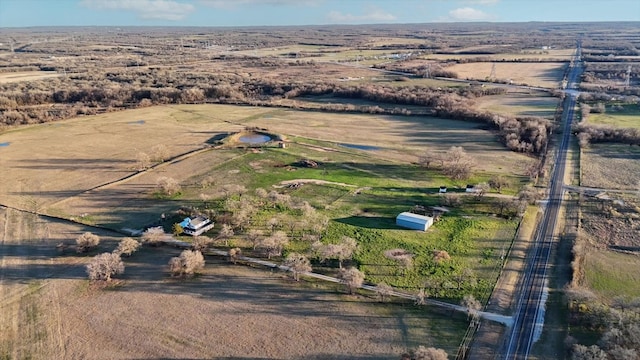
276,179,357,188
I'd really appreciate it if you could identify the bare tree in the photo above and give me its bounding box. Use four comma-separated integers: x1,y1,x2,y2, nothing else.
418,151,442,170
375,282,393,302
283,252,312,281
246,229,263,250
217,224,234,246
156,176,181,196
338,267,364,294
488,175,510,193
228,247,242,264
169,250,205,277
413,346,449,360
136,151,151,171
151,144,169,162
336,236,358,268
87,252,124,281
442,146,474,180
257,231,288,259
474,183,490,199
115,237,140,256
571,345,607,360
76,232,100,253
141,227,166,246
461,294,482,319
384,248,414,274
192,235,212,252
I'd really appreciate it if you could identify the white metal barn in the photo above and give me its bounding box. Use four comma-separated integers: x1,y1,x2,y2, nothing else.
396,212,434,231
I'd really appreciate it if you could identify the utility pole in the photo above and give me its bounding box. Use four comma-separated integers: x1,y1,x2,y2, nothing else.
489,63,496,79
624,65,631,88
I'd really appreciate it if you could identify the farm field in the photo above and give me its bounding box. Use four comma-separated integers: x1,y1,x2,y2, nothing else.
0,206,467,359
473,90,559,118
0,103,532,299
443,62,567,88
580,143,640,190
0,71,61,84
585,104,640,129
422,48,575,61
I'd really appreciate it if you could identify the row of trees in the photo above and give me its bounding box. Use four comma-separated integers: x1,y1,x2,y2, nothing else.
574,123,640,148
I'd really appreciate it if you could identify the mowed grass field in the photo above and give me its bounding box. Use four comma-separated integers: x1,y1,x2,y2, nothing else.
0,71,61,84
443,62,567,88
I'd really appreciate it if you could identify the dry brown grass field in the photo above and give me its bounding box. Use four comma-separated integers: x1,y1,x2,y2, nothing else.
0,105,268,210
0,206,464,359
580,143,640,190
0,71,61,84
422,49,575,61
473,90,559,118
444,62,566,88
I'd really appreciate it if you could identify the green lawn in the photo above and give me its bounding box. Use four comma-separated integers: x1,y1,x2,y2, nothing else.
587,104,640,129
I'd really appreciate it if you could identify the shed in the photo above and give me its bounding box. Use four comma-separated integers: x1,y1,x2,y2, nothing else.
396,212,434,231
439,186,447,193
465,184,476,193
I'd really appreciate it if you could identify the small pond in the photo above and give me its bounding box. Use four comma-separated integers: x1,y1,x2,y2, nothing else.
0,142,10,147
239,133,272,144
340,143,381,151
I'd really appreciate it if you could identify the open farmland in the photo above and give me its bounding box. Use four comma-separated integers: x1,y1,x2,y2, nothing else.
580,143,640,190
0,102,533,358
0,71,61,84
0,207,466,359
585,104,640,129
473,90,559,118
443,62,567,88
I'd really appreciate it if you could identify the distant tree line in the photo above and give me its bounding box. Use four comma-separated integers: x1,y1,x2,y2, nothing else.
0,68,553,155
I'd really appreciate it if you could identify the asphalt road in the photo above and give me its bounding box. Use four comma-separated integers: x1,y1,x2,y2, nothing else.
503,44,582,359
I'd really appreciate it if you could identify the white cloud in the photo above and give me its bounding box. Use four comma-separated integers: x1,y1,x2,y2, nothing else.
327,8,397,24
200,0,319,9
463,0,499,5
448,7,494,21
80,0,195,21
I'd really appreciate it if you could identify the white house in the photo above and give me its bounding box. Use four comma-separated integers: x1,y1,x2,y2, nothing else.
180,216,215,236
396,212,434,231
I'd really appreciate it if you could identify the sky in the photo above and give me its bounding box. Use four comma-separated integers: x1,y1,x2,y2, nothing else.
0,0,639,28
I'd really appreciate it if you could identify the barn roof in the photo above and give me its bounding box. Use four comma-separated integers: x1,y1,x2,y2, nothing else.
396,212,433,224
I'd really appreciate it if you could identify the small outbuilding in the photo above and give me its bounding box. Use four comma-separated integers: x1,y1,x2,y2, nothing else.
396,212,434,231
439,186,447,193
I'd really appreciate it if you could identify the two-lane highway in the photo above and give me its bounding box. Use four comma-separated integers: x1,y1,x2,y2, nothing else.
503,43,582,359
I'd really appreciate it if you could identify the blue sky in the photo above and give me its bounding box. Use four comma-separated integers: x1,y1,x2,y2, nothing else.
1,0,639,27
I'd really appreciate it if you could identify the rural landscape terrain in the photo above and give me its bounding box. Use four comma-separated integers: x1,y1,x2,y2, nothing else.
0,21,639,359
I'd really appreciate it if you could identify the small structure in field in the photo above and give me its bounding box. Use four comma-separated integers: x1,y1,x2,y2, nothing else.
278,141,286,149
180,216,215,236
465,184,477,193
439,186,447,193
396,212,434,231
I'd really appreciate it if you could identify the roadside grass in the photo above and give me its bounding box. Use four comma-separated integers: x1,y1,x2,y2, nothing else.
586,104,640,129
580,143,640,190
